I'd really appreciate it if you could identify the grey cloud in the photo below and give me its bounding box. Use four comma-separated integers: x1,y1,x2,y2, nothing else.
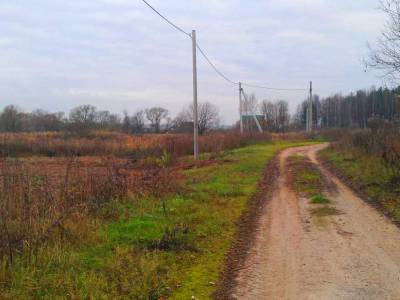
0,0,385,123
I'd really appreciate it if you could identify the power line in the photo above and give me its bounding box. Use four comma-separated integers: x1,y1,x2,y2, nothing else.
140,0,191,38
241,82,307,91
142,0,238,85
139,0,308,92
196,44,238,85
140,0,239,84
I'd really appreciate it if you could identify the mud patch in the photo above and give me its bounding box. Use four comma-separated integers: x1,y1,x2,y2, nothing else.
311,206,343,217
287,154,336,198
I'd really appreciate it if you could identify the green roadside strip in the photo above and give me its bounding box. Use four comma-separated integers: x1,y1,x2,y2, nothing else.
320,147,400,223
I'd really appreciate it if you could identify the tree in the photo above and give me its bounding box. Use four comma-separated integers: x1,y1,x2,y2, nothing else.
242,93,258,133
95,110,120,130
122,111,131,133
145,107,168,133
29,110,65,131
0,105,23,132
177,102,219,135
242,93,258,116
69,105,97,132
260,100,275,131
276,100,289,132
131,110,145,133
366,0,400,81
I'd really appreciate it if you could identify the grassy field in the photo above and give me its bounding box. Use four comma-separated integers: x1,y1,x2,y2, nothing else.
320,146,400,223
0,140,316,299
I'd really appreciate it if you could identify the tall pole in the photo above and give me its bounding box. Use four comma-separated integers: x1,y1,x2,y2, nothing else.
309,81,313,132
239,82,243,135
192,30,199,160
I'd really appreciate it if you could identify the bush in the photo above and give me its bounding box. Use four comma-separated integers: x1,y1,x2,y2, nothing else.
0,156,180,265
335,120,400,181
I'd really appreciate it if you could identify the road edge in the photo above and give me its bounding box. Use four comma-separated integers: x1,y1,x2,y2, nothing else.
213,152,281,299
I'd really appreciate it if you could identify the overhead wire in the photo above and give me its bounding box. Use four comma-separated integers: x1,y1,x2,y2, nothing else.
140,0,191,38
241,82,307,91
140,0,237,84
139,0,307,92
195,44,238,85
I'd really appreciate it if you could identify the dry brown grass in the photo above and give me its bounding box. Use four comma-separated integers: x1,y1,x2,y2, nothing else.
0,131,271,159
0,155,180,266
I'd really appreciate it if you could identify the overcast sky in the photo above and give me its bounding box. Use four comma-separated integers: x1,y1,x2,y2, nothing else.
0,0,386,124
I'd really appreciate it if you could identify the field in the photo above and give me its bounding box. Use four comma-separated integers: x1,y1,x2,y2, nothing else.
0,131,273,158
0,130,315,299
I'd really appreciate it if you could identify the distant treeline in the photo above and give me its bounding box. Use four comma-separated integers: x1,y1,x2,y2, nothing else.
0,105,180,134
0,102,223,134
294,87,400,129
2,86,399,134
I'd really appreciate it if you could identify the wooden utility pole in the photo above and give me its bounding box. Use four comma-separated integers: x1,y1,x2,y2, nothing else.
192,30,199,160
239,82,243,135
308,81,313,132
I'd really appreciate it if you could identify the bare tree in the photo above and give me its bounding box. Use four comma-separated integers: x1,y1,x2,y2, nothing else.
0,105,23,132
145,107,168,133
366,0,400,80
177,102,219,135
260,100,275,131
243,93,258,116
242,93,258,133
69,105,97,132
276,100,289,132
131,109,145,133
95,110,120,130
122,110,131,133
29,110,65,131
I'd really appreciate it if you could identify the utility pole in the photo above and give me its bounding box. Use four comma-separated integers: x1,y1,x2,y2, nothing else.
239,82,243,135
192,30,199,160
308,81,313,132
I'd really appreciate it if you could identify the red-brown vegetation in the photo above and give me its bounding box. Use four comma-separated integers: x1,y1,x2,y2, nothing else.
0,131,271,158
0,131,272,266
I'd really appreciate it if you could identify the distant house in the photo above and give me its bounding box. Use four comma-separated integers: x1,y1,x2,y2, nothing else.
241,115,265,122
170,121,193,133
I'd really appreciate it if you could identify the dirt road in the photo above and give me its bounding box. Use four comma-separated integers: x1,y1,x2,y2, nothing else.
232,144,400,300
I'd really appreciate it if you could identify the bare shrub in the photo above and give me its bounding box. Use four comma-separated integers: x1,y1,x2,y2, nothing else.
0,130,272,266
336,119,400,182
0,156,181,265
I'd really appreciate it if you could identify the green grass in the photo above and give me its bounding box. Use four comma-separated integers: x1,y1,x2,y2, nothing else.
320,147,400,223
0,140,319,299
290,155,324,198
310,194,330,204
289,154,340,223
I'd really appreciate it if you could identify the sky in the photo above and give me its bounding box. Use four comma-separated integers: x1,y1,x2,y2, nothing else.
0,0,387,124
